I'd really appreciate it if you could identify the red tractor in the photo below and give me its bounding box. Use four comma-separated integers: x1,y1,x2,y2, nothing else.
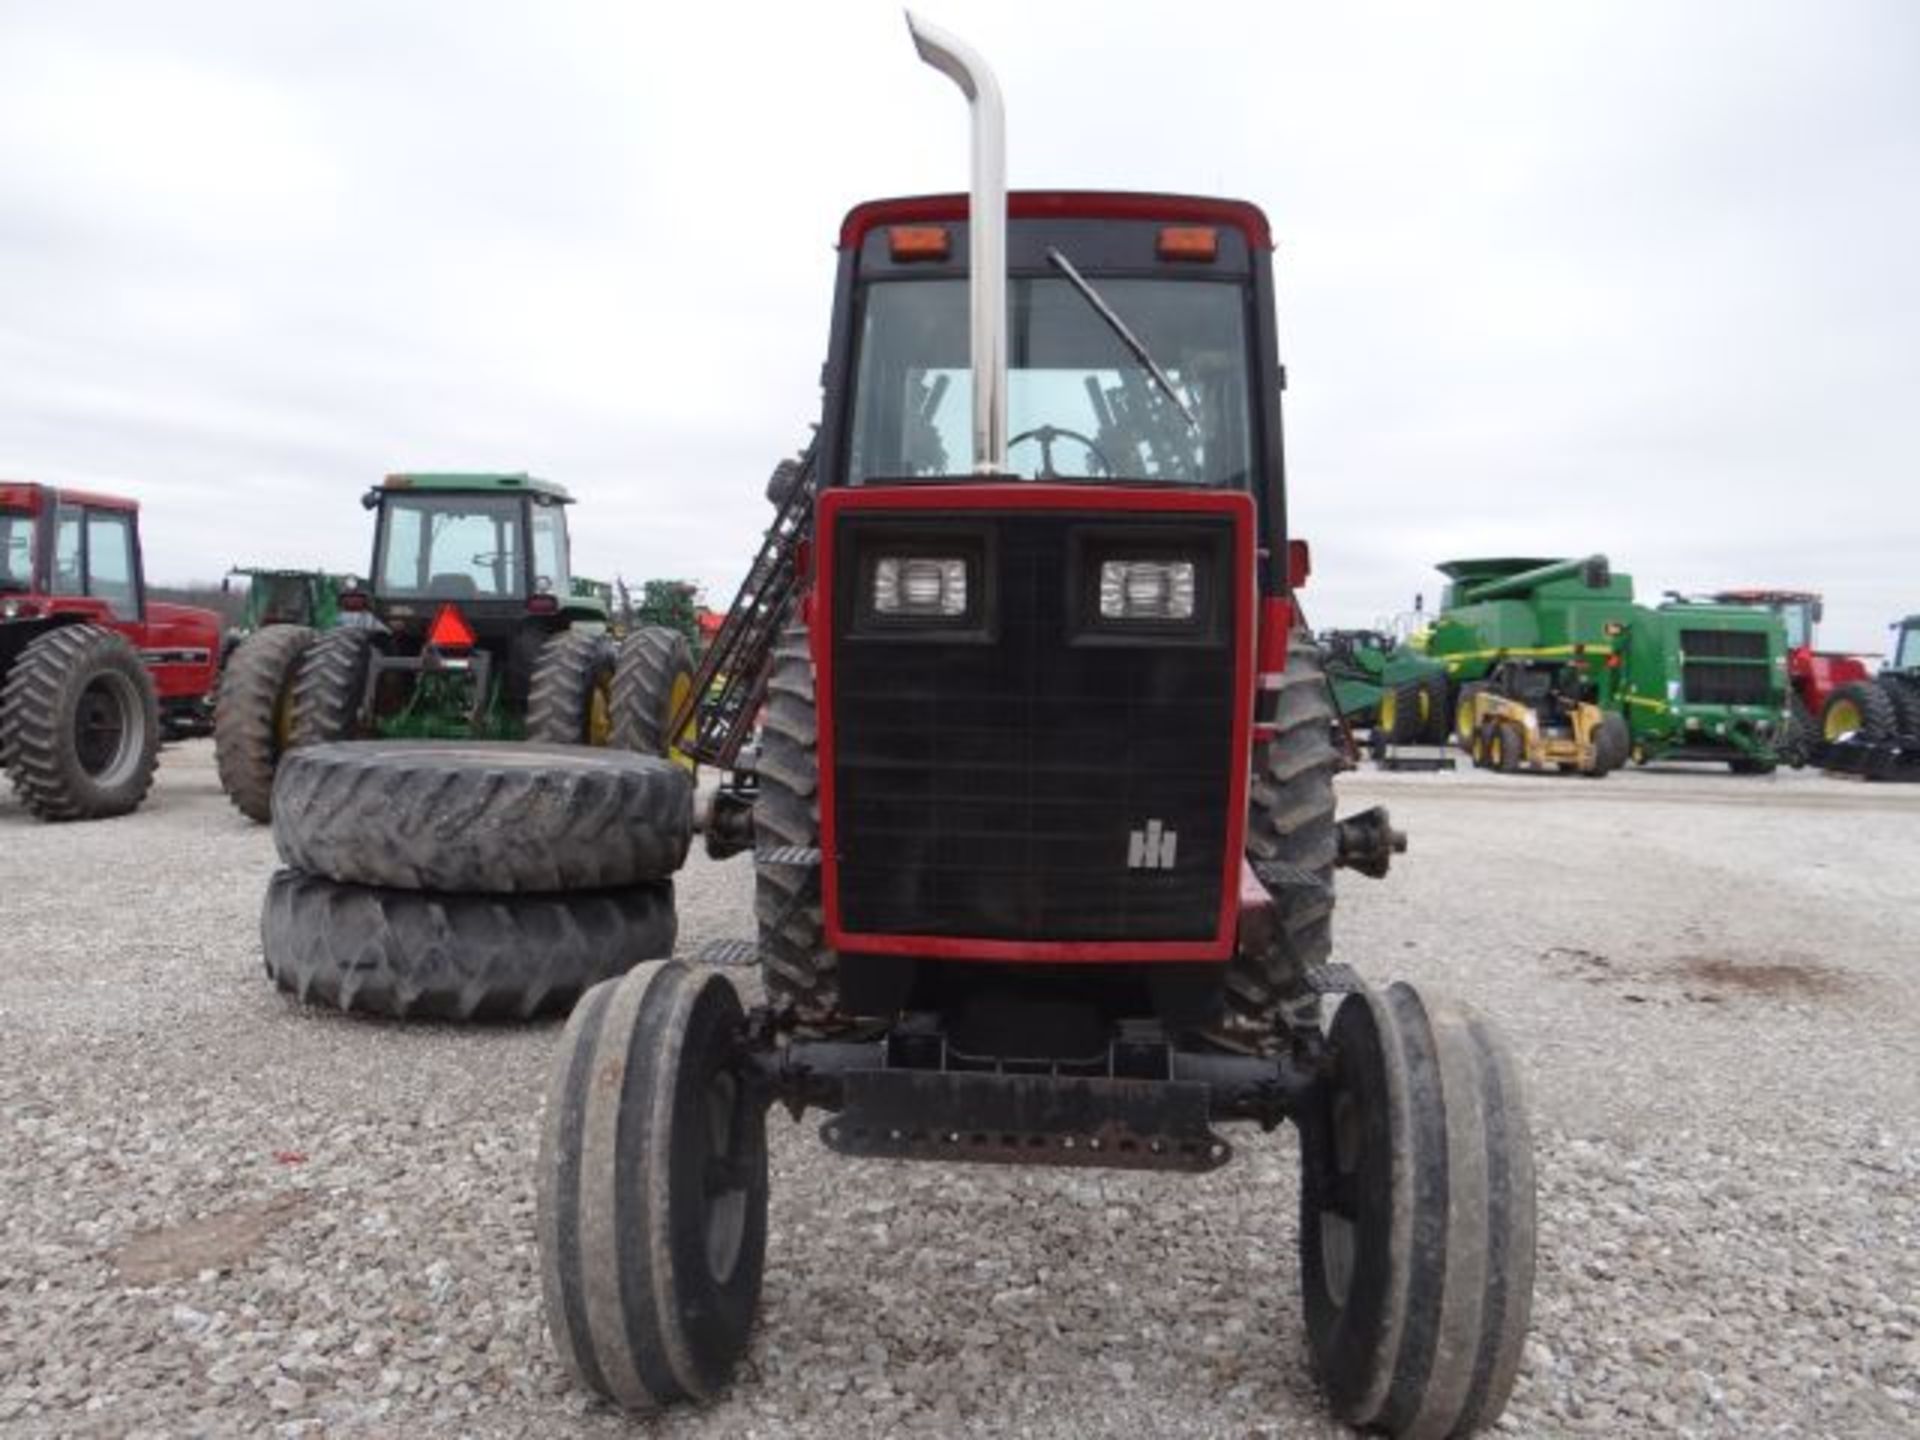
533,17,1535,1437
1707,589,1875,763
0,481,220,820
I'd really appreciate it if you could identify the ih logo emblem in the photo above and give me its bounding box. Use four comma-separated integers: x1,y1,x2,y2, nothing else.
1127,819,1178,870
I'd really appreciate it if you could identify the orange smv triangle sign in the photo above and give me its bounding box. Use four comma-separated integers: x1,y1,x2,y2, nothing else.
428,603,476,652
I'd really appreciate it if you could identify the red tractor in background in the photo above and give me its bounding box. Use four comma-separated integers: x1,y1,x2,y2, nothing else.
0,481,220,820
1707,589,1875,763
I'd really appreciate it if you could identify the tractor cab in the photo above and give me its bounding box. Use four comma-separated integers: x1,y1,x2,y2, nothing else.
1891,616,1920,675
334,473,606,736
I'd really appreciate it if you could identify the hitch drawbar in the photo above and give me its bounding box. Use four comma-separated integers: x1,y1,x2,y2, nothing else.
750,1022,1323,1174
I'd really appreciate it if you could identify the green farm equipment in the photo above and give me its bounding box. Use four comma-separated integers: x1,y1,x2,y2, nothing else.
214,472,693,822
1321,628,1450,747
1423,555,1787,774
224,567,356,640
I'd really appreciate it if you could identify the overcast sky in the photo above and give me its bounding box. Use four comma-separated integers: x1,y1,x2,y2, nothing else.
2,0,1914,652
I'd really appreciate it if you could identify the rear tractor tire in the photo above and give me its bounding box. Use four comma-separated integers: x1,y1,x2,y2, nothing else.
1821,680,1897,745
1380,680,1427,745
526,630,619,746
1227,629,1339,1023
610,626,696,767
272,741,692,893
291,627,377,746
1299,983,1536,1437
754,623,837,1016
1419,671,1452,744
0,623,161,821
261,868,676,1021
1780,693,1817,768
537,960,768,1411
214,625,317,823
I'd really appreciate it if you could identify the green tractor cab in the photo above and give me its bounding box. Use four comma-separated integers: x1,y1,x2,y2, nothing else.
212,472,693,823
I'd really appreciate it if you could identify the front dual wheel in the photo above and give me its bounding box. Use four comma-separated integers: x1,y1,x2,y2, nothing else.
1300,983,1536,1437
537,960,768,1411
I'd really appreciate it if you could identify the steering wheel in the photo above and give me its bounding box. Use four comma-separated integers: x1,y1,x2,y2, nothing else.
1008,425,1117,479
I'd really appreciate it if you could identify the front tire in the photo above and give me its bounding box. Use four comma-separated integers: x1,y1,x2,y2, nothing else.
1299,983,1536,1436
0,624,160,821
537,960,768,1411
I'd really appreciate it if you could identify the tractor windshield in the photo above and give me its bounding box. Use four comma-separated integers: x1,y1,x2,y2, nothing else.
253,575,314,626
0,510,31,591
1777,603,1811,650
377,493,526,600
847,277,1252,486
1896,623,1920,672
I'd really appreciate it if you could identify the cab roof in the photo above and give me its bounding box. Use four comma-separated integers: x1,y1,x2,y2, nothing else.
839,192,1274,250
381,472,572,501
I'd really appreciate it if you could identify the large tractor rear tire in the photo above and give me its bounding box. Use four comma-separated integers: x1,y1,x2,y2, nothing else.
536,960,768,1411
0,624,161,821
754,623,837,1016
1880,676,1920,742
1299,983,1536,1437
290,627,377,746
1822,681,1897,745
214,625,317,823
527,630,619,746
1419,671,1452,744
610,627,696,766
261,868,676,1021
1379,680,1424,745
272,741,692,893
1226,629,1338,1024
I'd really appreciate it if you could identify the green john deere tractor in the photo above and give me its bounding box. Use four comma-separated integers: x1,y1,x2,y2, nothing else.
1320,628,1450,748
214,473,692,822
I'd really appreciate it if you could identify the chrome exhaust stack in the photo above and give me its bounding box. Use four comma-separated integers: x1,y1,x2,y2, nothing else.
906,11,1008,475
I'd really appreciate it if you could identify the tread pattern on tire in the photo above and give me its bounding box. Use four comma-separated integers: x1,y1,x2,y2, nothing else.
261,868,676,1020
1300,983,1536,1437
1878,675,1920,743
753,624,836,1014
1227,630,1338,1021
526,630,616,745
291,627,376,747
214,625,317,822
609,627,694,758
0,623,161,821
537,961,767,1409
272,741,692,892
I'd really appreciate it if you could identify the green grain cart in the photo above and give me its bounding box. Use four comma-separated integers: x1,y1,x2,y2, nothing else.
1321,628,1450,745
1422,555,1788,773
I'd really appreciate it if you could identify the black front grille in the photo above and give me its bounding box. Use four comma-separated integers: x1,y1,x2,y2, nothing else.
1680,629,1773,705
831,511,1237,943
1681,628,1768,660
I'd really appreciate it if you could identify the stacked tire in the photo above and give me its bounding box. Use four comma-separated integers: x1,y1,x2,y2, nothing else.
261,742,692,1021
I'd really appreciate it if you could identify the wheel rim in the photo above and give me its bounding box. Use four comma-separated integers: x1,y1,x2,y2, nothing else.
1824,699,1861,740
1456,699,1475,741
1319,1088,1363,1306
702,1069,749,1284
667,670,697,772
587,675,613,746
1379,691,1397,734
74,672,142,784
1415,689,1431,724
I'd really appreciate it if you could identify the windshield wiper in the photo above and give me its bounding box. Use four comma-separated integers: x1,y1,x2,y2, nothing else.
1045,246,1196,428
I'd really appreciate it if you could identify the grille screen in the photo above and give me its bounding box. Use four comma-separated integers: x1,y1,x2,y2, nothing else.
1681,628,1769,660
830,511,1237,942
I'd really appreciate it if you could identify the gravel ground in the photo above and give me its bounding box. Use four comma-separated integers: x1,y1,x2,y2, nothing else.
3,740,1917,1438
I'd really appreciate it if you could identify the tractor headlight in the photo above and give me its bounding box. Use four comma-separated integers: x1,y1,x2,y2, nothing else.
1099,559,1195,621
873,557,968,618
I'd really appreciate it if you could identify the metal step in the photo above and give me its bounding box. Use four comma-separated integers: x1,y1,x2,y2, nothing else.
692,938,760,969
755,845,822,868
1304,963,1366,995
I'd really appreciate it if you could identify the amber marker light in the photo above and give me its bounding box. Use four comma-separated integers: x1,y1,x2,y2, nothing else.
1157,226,1218,261
889,225,951,261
